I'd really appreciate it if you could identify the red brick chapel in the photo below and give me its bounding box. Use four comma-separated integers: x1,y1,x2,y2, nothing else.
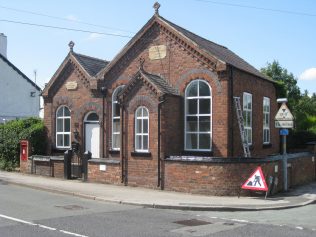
40,4,284,195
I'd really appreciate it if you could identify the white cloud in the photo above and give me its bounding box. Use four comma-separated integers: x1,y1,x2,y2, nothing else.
86,33,103,41
299,68,316,81
65,15,78,21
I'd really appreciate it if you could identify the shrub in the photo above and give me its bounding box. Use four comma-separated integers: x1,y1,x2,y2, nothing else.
288,130,316,151
0,118,46,171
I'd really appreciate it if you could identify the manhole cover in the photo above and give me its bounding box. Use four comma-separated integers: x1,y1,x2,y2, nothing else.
174,219,212,226
223,222,235,226
55,205,85,210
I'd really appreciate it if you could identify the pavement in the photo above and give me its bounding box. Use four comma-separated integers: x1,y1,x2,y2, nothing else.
0,170,315,211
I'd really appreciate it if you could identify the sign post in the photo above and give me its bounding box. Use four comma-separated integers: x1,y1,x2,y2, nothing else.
274,99,294,192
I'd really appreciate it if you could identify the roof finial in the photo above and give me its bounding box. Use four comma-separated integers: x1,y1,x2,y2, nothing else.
138,57,145,70
153,2,160,15
68,41,75,52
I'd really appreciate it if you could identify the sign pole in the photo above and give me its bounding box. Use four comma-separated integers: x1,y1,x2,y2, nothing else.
275,98,293,192
282,134,287,155
282,135,288,191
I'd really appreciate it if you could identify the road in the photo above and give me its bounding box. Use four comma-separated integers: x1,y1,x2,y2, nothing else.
0,182,315,237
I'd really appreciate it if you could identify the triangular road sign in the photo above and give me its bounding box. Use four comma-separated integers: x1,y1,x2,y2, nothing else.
275,103,294,121
241,167,268,191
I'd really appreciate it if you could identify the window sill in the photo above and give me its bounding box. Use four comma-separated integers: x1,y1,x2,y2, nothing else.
109,150,120,155
52,147,70,155
181,150,213,157
263,143,272,148
131,151,152,157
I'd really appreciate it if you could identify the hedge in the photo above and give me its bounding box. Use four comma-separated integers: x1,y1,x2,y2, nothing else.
0,118,46,171
288,130,316,150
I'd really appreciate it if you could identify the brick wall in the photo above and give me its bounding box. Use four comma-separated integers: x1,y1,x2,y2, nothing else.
164,154,315,196
232,68,280,157
33,161,51,176
88,161,121,184
20,154,315,196
52,160,64,178
162,96,182,156
288,156,316,187
123,86,160,188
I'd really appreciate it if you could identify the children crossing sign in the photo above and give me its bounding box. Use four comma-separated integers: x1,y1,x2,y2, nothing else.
241,167,268,191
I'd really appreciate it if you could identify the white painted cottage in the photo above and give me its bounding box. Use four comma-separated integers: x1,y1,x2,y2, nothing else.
0,33,41,123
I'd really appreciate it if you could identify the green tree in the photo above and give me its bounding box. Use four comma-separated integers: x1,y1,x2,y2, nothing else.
261,61,316,149
261,60,301,107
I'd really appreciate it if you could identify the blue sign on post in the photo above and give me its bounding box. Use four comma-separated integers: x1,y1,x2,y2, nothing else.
280,129,289,136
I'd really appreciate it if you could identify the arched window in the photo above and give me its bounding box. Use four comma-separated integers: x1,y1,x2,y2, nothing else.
135,106,149,152
56,106,71,148
185,80,212,151
112,86,124,150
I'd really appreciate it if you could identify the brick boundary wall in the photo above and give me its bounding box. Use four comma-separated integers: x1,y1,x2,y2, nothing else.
22,156,64,178
287,154,315,187
164,152,315,196
87,159,121,184
22,152,315,196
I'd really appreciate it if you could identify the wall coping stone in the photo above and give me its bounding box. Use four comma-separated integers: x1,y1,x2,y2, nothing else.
166,152,312,164
29,155,64,162
88,158,120,165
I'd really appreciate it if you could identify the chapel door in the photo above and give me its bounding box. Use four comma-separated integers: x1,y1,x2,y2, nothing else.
84,112,100,158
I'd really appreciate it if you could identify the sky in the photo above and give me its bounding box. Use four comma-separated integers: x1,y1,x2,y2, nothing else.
0,0,316,95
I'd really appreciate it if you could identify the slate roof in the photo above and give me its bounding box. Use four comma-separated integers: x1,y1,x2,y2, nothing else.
98,15,272,82
119,68,179,99
0,53,41,91
72,52,108,77
140,70,179,95
160,16,269,80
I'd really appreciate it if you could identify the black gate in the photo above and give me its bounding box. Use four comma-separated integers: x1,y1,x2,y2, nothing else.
71,152,82,178
64,143,91,180
64,142,82,179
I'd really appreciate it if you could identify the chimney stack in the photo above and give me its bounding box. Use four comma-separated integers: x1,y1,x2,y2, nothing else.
0,33,7,58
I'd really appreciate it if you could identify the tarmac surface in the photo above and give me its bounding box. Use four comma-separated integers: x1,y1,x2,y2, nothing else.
0,171,315,211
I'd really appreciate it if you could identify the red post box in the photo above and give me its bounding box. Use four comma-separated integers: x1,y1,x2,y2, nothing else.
20,140,29,161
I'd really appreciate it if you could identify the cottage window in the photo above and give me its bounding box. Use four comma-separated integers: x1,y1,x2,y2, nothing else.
263,97,270,144
112,86,124,150
56,106,71,149
243,92,252,145
185,80,212,151
135,106,149,152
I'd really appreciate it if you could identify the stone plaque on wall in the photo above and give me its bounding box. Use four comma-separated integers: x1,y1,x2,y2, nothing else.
149,45,166,60
65,81,78,90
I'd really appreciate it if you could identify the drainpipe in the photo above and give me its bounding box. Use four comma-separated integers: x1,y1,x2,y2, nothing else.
120,104,125,184
158,95,166,188
100,87,107,158
229,67,234,157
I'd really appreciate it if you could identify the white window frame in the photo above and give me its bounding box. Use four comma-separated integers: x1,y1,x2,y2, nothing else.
184,79,212,151
135,106,149,152
263,97,270,144
243,92,252,145
112,86,124,150
56,106,71,149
